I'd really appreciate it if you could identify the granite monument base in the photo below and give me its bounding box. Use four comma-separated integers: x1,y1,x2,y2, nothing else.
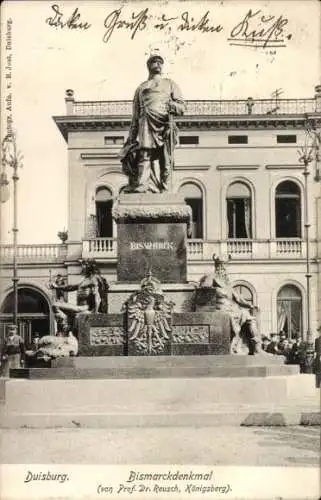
3,368,319,428
77,313,124,356
76,310,231,356
10,354,300,379
113,193,191,283
107,282,195,314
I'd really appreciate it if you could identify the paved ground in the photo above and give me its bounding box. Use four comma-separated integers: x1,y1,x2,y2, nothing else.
1,426,320,466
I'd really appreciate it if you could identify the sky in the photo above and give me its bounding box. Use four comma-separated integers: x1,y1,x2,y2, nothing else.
0,0,320,243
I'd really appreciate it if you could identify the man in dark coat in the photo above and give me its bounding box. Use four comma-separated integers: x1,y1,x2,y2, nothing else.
1,325,25,377
314,326,321,387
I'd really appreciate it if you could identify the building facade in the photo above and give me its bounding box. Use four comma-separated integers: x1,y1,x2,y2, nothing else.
1,87,321,344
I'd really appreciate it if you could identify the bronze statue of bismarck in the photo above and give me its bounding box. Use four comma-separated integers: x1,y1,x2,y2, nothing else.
120,55,185,193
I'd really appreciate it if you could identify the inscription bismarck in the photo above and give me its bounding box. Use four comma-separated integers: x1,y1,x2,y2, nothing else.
129,241,174,250
117,222,187,283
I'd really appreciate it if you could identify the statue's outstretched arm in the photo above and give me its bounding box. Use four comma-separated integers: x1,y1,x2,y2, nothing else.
62,284,79,292
50,283,78,293
232,290,251,308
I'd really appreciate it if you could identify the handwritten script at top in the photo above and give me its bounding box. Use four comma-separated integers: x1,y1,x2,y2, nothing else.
102,8,223,43
45,4,292,50
46,4,91,30
229,9,291,48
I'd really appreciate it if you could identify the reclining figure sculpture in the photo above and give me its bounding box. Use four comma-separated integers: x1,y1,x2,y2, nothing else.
197,255,264,355
27,260,108,363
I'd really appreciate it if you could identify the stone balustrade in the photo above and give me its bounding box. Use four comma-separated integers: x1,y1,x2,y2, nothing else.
0,239,313,264
82,238,117,259
276,239,303,254
187,238,309,260
0,244,66,263
82,238,311,260
71,98,318,117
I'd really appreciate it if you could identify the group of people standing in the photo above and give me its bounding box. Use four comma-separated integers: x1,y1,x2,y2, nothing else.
261,331,318,369
0,326,42,377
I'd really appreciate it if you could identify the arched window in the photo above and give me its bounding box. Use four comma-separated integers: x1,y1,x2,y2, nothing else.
95,186,113,238
226,182,252,238
179,183,203,238
119,185,127,195
233,284,254,305
275,181,301,238
277,285,302,339
0,287,50,345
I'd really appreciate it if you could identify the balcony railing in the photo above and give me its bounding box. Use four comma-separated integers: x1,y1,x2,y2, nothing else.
82,238,311,260
71,98,318,117
186,239,307,259
276,239,302,254
82,238,117,259
0,238,312,265
0,244,67,263
227,239,253,255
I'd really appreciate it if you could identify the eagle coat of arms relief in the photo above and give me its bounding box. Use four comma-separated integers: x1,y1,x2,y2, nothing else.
126,274,174,355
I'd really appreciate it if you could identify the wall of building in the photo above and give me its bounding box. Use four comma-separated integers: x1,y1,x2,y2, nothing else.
1,110,320,341
68,128,320,244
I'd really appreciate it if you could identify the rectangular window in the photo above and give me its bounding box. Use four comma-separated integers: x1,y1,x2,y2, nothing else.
179,136,199,145
104,136,125,146
277,135,297,143
228,135,248,144
275,198,301,237
227,199,252,238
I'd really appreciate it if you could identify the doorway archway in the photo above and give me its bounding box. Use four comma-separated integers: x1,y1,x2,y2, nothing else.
0,287,51,347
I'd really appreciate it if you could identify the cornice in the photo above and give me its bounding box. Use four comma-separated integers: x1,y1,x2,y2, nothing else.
81,152,119,160
265,164,304,170
174,165,210,171
53,115,321,143
217,165,259,171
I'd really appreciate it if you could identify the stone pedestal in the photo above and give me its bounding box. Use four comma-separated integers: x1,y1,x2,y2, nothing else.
107,282,195,314
194,288,217,311
77,313,124,356
75,310,230,357
172,312,230,355
113,193,191,283
6,357,318,429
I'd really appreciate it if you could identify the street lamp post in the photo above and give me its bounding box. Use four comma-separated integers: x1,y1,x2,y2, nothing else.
302,155,314,372
12,145,19,326
298,119,318,373
1,133,23,327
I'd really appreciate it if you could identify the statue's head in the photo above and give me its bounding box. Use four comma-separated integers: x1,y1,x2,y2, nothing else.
212,254,229,284
146,54,164,75
7,324,18,337
55,273,66,285
81,259,100,277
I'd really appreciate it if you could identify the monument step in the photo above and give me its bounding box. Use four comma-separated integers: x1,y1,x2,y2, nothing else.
13,354,299,379
55,354,289,368
10,364,299,379
1,374,317,408
1,407,320,428
1,375,318,428
0,395,319,428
